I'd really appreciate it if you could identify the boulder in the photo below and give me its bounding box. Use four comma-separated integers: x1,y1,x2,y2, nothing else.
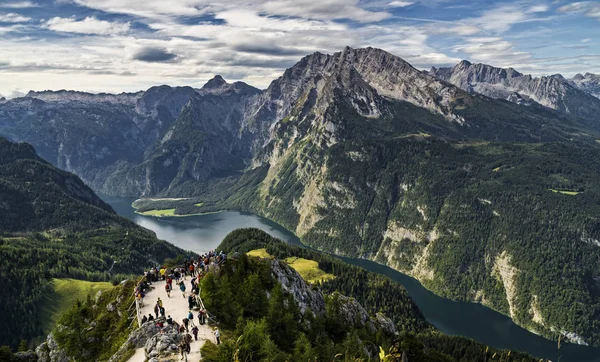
35,334,71,362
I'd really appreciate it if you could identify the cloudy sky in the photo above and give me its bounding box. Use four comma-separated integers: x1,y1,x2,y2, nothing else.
0,0,599,97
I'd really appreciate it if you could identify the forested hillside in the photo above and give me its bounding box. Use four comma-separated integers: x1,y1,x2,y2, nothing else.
0,137,191,349
247,136,600,346
141,124,600,345
206,228,538,362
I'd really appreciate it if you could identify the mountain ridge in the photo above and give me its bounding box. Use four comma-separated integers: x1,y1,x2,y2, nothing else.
3,46,600,347
429,60,600,127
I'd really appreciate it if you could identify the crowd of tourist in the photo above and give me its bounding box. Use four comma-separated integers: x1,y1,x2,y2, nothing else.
132,251,226,361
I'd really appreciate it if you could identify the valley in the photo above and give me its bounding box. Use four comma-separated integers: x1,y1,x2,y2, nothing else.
2,46,600,354
104,195,600,361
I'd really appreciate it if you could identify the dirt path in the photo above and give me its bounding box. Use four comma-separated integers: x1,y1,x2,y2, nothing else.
128,278,215,362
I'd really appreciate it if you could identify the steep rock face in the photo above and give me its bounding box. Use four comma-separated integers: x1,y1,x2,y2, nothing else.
269,258,396,337
570,73,600,99
270,259,326,316
342,47,467,123
250,47,468,133
430,61,600,126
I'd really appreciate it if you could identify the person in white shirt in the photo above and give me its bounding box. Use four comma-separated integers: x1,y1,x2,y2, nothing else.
213,327,221,345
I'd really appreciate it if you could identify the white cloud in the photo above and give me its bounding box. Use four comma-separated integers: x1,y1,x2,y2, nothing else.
0,12,31,23
432,3,552,38
445,25,481,36
388,1,414,7
453,37,531,65
0,0,596,96
0,23,26,34
73,0,390,22
0,1,39,8
587,5,600,19
557,1,600,20
46,17,131,35
526,5,549,13
557,2,589,14
474,6,528,34
261,0,390,22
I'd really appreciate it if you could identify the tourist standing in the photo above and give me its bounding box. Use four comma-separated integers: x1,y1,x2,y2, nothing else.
213,327,221,345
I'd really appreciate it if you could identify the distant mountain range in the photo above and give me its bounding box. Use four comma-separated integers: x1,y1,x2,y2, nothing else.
570,72,600,99
430,60,600,126
2,47,600,347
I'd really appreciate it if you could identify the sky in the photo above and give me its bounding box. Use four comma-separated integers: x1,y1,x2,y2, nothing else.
0,0,599,97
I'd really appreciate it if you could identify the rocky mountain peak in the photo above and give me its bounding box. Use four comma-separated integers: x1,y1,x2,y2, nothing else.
202,75,228,89
456,60,472,68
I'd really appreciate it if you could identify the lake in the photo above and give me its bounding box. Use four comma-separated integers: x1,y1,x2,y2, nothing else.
103,195,600,362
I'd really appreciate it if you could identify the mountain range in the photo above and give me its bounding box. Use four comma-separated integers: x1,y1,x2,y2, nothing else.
429,60,600,129
1,46,600,347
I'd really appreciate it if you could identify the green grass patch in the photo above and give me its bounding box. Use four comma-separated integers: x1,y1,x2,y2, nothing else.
194,202,204,207
247,248,273,258
549,189,581,196
492,166,501,172
138,208,177,216
284,257,335,284
246,250,335,283
39,278,113,334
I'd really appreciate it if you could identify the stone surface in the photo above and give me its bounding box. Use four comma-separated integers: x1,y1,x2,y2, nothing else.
270,259,326,316
35,334,71,362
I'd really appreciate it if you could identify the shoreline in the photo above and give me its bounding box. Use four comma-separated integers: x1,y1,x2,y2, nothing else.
133,207,226,218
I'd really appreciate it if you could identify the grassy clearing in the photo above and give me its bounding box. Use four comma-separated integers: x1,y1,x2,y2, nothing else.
39,278,113,334
138,208,177,216
284,257,335,284
549,189,581,196
492,166,501,172
194,202,204,207
247,248,272,258
246,249,335,283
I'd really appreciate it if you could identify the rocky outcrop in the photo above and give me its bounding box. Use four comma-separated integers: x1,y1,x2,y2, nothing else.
144,325,182,360
35,334,71,362
269,259,395,336
107,321,166,362
13,351,38,362
270,259,326,316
